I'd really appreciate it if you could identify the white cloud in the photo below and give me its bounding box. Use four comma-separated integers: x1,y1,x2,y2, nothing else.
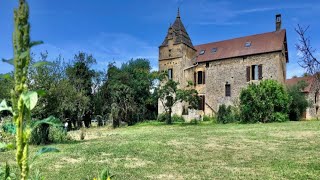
31,32,158,71
189,1,315,26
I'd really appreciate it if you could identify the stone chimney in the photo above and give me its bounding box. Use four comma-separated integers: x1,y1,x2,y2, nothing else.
276,14,281,31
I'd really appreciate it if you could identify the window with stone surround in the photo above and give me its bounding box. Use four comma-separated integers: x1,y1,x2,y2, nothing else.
197,71,205,84
246,64,262,81
225,83,231,97
252,65,259,80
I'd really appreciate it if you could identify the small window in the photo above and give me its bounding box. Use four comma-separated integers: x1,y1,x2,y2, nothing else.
199,50,205,55
225,83,231,97
169,49,172,57
168,68,173,79
206,62,209,68
245,42,251,47
198,71,203,84
211,48,217,53
251,65,259,80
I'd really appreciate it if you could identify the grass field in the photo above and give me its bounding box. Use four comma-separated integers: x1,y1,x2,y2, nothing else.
1,121,320,179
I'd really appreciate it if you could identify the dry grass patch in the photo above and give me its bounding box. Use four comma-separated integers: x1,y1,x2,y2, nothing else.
1,121,320,179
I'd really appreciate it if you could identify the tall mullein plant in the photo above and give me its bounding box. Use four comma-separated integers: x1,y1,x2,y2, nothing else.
12,0,32,179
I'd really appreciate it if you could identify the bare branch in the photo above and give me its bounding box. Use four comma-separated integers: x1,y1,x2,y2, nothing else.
295,24,319,75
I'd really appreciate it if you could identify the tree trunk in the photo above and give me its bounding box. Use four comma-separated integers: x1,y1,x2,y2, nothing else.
167,108,172,125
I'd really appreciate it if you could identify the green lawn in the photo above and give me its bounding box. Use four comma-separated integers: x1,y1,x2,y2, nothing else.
1,121,320,179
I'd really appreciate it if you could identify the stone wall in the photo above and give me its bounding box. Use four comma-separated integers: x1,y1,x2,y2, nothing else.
306,80,320,119
158,42,287,120
158,39,198,120
203,51,286,115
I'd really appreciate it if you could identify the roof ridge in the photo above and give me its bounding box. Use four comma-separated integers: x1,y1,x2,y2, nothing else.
195,29,286,47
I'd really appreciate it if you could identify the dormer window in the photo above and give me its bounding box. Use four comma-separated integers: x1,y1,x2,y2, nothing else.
245,42,251,47
211,48,218,53
199,50,205,55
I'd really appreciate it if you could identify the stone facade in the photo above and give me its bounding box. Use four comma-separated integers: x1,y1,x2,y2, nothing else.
305,83,320,119
202,52,287,115
158,11,289,120
286,76,320,119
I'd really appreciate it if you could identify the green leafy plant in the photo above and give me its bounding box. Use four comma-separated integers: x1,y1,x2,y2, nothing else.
93,168,114,180
189,118,199,125
0,1,60,179
240,80,291,123
157,77,199,125
157,113,167,122
217,104,240,124
1,117,16,135
203,115,217,123
48,126,71,143
0,162,16,180
171,114,185,123
287,80,310,121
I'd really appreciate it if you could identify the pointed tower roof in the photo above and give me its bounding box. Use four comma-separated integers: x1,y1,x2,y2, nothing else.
160,9,195,49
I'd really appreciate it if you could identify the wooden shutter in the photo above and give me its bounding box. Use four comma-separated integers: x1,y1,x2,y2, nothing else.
203,71,206,84
258,64,263,80
194,72,197,86
246,66,250,82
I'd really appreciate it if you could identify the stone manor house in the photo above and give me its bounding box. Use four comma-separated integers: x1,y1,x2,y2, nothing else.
158,10,289,120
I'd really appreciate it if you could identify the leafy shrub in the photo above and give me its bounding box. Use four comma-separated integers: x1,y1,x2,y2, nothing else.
203,115,211,121
157,114,185,123
30,124,50,145
189,118,199,125
217,105,239,124
0,118,16,152
240,80,291,123
48,126,71,143
1,117,15,135
0,142,15,152
287,80,310,121
172,114,185,123
0,162,16,179
271,112,289,122
157,113,168,122
203,115,217,123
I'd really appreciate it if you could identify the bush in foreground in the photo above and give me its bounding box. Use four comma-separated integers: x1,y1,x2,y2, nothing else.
217,104,239,124
287,80,310,121
240,80,291,123
157,113,185,123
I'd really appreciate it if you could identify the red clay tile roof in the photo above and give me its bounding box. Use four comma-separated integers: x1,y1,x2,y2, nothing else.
285,76,314,93
194,29,287,63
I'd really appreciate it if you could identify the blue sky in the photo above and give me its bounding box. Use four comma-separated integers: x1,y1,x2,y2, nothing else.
0,0,319,78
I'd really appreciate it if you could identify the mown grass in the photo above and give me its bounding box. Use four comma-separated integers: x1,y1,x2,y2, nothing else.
1,121,320,179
